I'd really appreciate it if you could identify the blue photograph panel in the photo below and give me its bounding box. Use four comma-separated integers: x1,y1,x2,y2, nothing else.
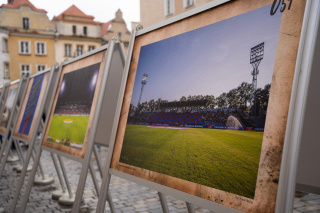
18,73,45,135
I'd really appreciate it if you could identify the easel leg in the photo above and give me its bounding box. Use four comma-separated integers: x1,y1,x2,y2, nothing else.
89,160,100,196
51,153,68,200
158,192,170,213
93,147,116,213
7,149,19,162
93,146,103,175
57,155,75,206
33,147,54,185
13,139,23,168
186,202,195,213
31,147,42,177
96,173,113,213
13,139,32,172
10,146,42,213
0,137,13,177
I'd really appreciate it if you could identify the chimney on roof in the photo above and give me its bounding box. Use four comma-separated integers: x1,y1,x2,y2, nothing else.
8,0,14,4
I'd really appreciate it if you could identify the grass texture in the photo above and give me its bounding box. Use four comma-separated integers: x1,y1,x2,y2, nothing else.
120,124,263,198
47,115,89,144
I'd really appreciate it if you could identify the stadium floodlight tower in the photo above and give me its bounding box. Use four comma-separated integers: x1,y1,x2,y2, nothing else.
138,73,148,107
250,42,264,116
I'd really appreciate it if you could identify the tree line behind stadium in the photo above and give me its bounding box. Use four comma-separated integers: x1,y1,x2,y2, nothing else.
128,82,271,131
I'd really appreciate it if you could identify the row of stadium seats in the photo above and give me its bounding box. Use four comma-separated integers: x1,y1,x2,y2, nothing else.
54,105,90,115
132,108,266,128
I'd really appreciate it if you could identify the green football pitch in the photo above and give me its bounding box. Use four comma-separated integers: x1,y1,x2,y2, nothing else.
120,124,264,199
47,115,89,144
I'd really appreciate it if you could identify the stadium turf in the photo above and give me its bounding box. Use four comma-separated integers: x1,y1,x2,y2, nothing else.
47,115,89,144
120,124,263,199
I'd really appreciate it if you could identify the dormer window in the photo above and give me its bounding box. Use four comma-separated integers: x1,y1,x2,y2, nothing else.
83,27,87,36
22,17,29,29
72,25,77,34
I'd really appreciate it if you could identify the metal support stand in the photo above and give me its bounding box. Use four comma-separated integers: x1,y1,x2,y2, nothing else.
51,153,68,200
13,139,32,172
93,146,116,213
57,155,75,206
158,192,170,213
14,147,42,213
93,146,103,176
7,149,19,162
89,160,100,196
33,148,54,185
186,202,195,213
12,139,23,170
9,67,60,213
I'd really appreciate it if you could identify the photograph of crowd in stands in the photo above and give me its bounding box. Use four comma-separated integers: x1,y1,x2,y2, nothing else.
0,86,18,128
120,5,282,199
46,63,100,150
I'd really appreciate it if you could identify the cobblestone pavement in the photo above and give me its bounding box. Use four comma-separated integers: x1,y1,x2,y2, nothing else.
0,146,319,213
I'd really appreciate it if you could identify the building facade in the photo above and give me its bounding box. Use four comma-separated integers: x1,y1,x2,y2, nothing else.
53,5,102,64
0,0,133,82
0,28,10,85
140,0,213,28
101,9,131,52
0,0,55,80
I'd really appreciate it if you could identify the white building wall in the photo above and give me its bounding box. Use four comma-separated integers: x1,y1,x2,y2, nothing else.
55,21,101,38
0,30,10,85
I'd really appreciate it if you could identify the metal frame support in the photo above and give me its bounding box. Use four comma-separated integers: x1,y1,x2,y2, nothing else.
51,153,68,200
57,155,75,206
9,66,61,213
0,77,28,177
158,192,170,213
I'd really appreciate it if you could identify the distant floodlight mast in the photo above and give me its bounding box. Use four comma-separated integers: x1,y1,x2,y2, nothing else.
138,73,148,107
250,42,264,116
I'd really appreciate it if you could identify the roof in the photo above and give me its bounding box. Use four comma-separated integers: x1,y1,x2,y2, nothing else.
0,0,47,13
101,19,113,37
53,5,100,24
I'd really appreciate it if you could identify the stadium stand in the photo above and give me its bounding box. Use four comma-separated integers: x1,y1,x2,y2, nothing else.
130,108,266,130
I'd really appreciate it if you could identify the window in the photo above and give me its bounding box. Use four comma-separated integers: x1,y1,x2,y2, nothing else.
183,0,195,9
22,17,29,29
118,32,122,37
3,39,8,53
4,63,9,79
37,65,46,72
76,45,83,56
65,44,71,57
83,26,87,35
164,0,174,17
21,64,31,77
35,42,46,55
88,46,95,51
19,41,30,54
72,25,77,34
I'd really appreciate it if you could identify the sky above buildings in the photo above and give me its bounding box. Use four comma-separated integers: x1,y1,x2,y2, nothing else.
0,0,140,28
131,4,283,107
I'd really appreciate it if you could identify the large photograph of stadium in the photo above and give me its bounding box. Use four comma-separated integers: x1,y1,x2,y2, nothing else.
0,83,19,132
14,72,49,140
42,62,101,158
119,4,282,199
112,0,307,212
